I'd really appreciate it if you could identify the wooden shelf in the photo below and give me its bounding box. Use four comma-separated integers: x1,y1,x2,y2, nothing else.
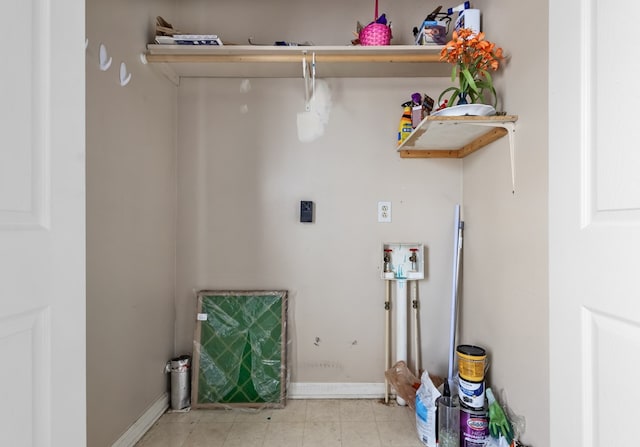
397,115,518,158
145,44,450,82
398,115,519,191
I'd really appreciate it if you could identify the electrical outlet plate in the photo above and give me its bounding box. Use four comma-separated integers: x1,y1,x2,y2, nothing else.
378,201,391,223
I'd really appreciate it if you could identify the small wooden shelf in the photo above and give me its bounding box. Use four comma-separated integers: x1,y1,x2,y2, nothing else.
397,115,519,191
145,44,450,82
397,115,518,158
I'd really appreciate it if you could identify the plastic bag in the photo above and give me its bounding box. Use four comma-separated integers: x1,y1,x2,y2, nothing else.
497,388,526,441
385,361,420,408
483,435,511,447
385,361,445,409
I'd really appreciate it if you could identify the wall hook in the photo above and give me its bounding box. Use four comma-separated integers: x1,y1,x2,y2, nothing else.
301,52,311,111
311,52,316,100
99,43,112,71
85,38,89,50
119,62,132,86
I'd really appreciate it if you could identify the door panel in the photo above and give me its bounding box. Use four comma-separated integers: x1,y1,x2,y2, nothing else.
0,0,85,445
0,308,50,446
592,0,640,214
0,0,49,228
583,309,640,446
550,0,640,446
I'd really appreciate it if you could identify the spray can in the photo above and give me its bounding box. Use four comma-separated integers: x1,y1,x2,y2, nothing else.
397,105,413,146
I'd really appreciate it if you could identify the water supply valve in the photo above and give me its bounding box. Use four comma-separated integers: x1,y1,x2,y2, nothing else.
383,249,393,273
409,248,418,271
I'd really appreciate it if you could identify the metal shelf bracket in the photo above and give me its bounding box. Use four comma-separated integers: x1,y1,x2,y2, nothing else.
464,120,517,193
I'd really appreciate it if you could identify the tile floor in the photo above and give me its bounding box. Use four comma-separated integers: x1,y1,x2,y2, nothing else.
135,399,424,447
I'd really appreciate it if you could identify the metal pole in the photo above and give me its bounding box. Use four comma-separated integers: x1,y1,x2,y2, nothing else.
447,204,464,384
384,280,391,404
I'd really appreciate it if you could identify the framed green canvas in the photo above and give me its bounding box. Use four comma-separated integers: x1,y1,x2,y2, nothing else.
192,290,288,409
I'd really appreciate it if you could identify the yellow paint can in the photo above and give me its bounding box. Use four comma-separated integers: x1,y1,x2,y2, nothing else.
456,345,487,382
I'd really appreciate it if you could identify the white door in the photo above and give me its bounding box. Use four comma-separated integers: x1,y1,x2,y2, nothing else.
0,0,86,446
549,0,640,445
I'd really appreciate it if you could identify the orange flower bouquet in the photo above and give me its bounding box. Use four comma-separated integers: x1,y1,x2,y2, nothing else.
438,28,504,108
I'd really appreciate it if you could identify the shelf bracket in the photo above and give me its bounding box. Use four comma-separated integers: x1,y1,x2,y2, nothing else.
143,52,179,85
465,121,517,193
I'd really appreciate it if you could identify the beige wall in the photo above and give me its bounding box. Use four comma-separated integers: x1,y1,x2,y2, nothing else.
461,2,549,446
85,0,177,445
175,76,462,381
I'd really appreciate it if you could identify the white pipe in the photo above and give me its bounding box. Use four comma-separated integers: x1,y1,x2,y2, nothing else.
447,204,463,384
411,280,420,376
384,280,391,404
395,279,408,405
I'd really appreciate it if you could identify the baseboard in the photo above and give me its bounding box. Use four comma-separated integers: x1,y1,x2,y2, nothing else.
112,392,169,447
288,382,387,399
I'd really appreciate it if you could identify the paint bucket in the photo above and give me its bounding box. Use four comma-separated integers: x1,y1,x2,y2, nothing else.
457,374,485,409
456,345,486,382
460,404,489,447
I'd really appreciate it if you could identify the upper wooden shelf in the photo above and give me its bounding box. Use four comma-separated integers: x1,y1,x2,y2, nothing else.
145,44,450,82
397,115,518,159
